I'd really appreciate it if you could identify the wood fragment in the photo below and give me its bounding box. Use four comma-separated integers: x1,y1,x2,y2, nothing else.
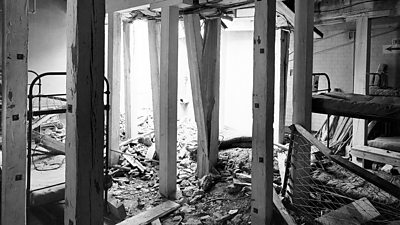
108,197,127,220
123,154,146,173
150,219,162,225
117,200,180,225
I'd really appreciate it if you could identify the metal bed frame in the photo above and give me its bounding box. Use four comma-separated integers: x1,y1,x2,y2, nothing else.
312,73,331,148
26,72,110,219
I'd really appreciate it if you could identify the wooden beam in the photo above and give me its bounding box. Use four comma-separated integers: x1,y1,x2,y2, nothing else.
352,17,370,148
183,14,209,177
159,5,179,199
123,21,137,139
201,18,221,173
291,0,314,210
65,0,105,224
108,12,122,165
314,0,400,25
148,20,161,155
149,0,193,10
274,29,289,144
1,0,29,224
106,0,150,13
251,0,275,224
184,15,221,177
292,0,313,130
276,1,323,38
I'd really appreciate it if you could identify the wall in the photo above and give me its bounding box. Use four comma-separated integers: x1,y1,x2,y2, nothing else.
370,17,400,88
28,0,67,95
220,30,253,136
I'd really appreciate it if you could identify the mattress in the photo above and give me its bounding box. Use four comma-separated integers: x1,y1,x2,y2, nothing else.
368,136,400,153
312,92,400,120
30,155,65,206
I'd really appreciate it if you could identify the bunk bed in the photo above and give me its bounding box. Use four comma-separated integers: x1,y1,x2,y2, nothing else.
26,72,111,208
311,73,400,166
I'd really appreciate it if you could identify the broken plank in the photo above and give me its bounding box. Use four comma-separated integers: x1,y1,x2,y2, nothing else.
316,197,380,225
119,130,155,147
183,14,209,178
32,130,65,155
32,114,57,130
123,154,146,173
117,201,180,225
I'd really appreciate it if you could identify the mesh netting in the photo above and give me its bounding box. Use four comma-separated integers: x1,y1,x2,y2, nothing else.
282,127,400,224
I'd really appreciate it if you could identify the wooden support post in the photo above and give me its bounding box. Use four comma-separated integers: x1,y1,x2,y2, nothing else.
291,0,314,208
274,29,290,144
251,0,275,224
184,15,221,178
65,0,105,224
148,20,161,155
123,21,137,139
183,14,209,177
159,5,179,199
1,1,29,224
353,17,370,148
201,18,221,173
108,12,122,165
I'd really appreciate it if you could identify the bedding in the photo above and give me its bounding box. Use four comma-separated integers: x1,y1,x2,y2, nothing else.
312,92,400,120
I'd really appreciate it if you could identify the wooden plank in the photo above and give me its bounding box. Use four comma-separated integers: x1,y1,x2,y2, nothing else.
294,124,400,200
117,201,180,225
351,145,400,167
353,17,370,147
276,1,322,38
251,0,275,224
201,18,221,174
274,29,289,144
65,0,105,224
123,21,137,139
106,0,150,13
273,189,297,225
149,0,193,10
316,197,380,225
183,14,209,178
148,20,161,155
159,5,179,199
32,130,65,155
291,0,314,208
108,12,122,165
1,0,29,224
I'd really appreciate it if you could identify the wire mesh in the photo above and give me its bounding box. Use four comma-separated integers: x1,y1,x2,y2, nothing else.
283,128,400,224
